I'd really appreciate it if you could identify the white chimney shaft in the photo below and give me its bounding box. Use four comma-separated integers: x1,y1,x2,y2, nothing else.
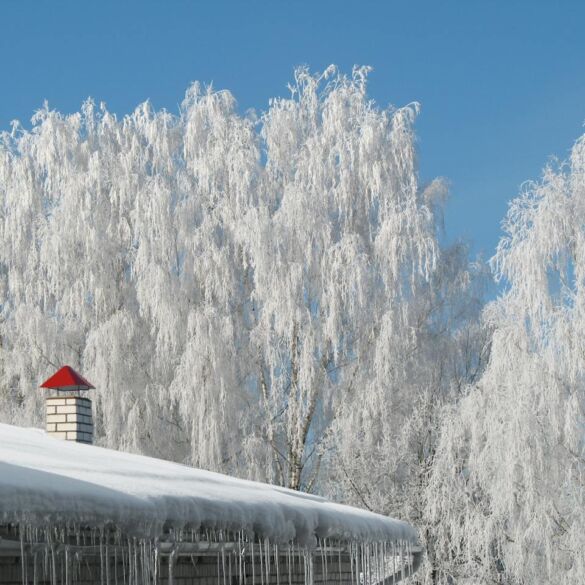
46,395,94,444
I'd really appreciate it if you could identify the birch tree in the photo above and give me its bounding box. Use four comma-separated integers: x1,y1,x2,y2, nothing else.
327,213,490,584
237,66,478,490
428,134,585,584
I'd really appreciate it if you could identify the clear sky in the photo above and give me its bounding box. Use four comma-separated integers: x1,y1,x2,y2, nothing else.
1,0,584,258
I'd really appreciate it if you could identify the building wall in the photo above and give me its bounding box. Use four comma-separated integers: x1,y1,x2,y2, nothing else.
0,551,356,585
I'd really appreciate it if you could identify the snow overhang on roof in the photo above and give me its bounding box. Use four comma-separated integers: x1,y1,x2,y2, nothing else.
0,423,418,548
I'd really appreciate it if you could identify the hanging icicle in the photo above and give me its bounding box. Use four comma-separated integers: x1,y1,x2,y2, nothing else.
4,522,421,585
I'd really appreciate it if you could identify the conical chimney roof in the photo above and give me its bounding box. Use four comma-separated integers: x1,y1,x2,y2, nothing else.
40,365,95,392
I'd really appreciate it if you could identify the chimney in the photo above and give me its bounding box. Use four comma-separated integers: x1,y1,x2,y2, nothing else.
40,365,95,444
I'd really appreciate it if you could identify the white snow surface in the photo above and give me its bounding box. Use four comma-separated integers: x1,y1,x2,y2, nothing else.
0,424,417,546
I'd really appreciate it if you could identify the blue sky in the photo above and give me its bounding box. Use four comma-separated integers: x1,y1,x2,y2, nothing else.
1,0,584,258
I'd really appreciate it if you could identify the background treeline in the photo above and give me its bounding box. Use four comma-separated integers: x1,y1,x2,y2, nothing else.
0,67,583,584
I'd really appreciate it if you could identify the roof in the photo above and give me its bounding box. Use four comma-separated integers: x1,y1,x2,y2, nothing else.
0,424,418,546
40,365,95,391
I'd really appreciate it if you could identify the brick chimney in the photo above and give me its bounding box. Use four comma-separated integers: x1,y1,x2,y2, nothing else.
40,365,95,444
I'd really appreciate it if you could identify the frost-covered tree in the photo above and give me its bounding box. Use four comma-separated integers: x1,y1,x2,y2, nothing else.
328,240,489,582
237,67,483,491
0,67,484,511
428,134,585,584
0,90,255,471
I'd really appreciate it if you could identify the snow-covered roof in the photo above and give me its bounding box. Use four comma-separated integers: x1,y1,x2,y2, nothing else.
0,424,418,546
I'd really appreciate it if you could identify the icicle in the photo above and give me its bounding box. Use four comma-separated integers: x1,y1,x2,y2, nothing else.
392,542,397,585
122,539,127,585
228,542,233,585
51,543,57,585
168,546,177,585
19,524,26,585
251,540,256,585
355,543,360,585
99,533,105,585
222,542,227,585
238,531,244,585
64,545,69,585
274,543,279,585
287,544,292,585
321,539,328,585
33,550,39,585
128,538,133,585
134,538,139,585
264,538,270,585
260,539,266,585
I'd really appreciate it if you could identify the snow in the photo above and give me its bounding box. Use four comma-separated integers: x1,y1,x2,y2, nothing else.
0,423,417,546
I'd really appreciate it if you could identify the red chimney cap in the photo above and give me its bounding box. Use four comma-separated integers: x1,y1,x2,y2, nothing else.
40,366,95,391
